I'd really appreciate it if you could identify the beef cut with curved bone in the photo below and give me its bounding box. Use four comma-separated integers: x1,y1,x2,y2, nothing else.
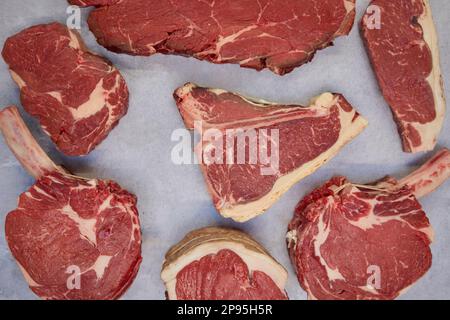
0,106,141,300
1,22,129,156
361,0,446,153
161,227,288,300
174,83,368,222
68,0,356,75
287,149,450,300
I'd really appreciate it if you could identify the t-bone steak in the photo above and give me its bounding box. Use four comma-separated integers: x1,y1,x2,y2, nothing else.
0,106,141,300
361,0,446,153
161,227,288,300
174,83,368,222
68,0,356,75
1,22,129,156
287,149,450,300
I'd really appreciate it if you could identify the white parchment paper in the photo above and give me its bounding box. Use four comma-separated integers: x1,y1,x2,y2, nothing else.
0,0,449,300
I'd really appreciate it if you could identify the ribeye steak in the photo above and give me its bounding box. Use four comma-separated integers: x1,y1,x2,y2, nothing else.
174,83,368,222
361,0,446,153
68,0,356,75
161,227,288,300
0,106,141,300
287,149,450,300
2,22,129,156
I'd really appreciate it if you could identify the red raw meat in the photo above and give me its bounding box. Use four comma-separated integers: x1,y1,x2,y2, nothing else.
287,149,450,300
2,23,129,156
361,0,446,153
161,227,288,300
0,106,141,300
174,83,367,222
69,0,356,75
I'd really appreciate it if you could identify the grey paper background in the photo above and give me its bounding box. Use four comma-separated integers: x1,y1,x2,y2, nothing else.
0,0,449,300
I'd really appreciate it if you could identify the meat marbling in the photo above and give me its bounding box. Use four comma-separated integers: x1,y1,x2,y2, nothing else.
161,227,288,300
68,0,356,75
361,0,446,153
174,83,368,222
2,22,129,156
0,106,141,300
287,149,450,300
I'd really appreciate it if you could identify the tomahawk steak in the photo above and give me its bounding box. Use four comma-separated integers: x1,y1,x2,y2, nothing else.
2,22,129,156
361,0,446,153
69,0,356,75
287,149,450,300
161,227,288,300
0,106,141,300
174,83,368,222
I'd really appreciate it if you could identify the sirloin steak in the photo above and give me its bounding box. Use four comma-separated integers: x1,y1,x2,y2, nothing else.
287,149,450,300
161,227,288,300
174,83,368,222
2,22,129,156
69,0,356,75
361,0,446,153
0,106,142,300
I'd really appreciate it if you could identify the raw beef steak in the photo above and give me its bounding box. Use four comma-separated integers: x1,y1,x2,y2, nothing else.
69,0,356,75
161,227,288,300
2,22,129,156
361,0,446,153
287,149,450,300
0,106,141,300
174,83,368,222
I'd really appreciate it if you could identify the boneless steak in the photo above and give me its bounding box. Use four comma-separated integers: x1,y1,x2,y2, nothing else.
68,0,356,75
287,149,450,300
1,22,129,156
174,83,368,222
361,0,446,153
0,106,141,300
161,227,288,300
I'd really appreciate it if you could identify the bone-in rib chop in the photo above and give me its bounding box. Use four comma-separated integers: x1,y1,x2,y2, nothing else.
0,106,141,300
